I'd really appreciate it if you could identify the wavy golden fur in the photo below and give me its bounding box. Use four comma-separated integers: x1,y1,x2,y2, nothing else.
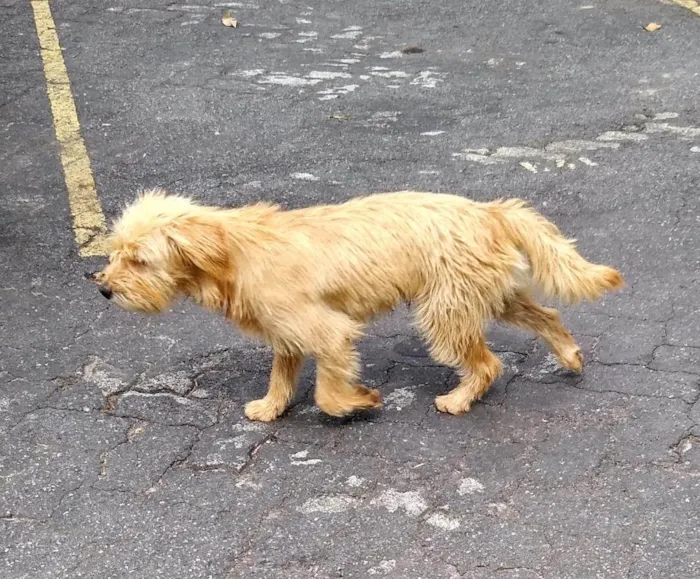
96,190,623,421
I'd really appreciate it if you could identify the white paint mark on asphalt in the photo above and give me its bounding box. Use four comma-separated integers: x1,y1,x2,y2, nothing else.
215,435,250,450
371,70,410,78
169,4,213,12
290,172,320,181
308,70,352,79
346,475,365,487
411,70,444,88
362,111,400,128
298,31,318,37
653,112,679,120
691,146,700,153
331,26,363,39
317,84,359,100
259,32,281,39
258,73,321,86
645,122,700,138
519,161,538,173
370,489,428,516
419,169,440,175
385,386,416,411
235,478,262,490
298,495,358,514
290,449,322,465
295,17,312,24
597,131,648,142
234,69,264,77
379,51,403,59
449,113,700,172
368,560,397,575
452,152,506,164
214,2,259,7
421,130,445,136
231,421,267,433
426,512,461,530
545,140,620,153
458,477,485,495
578,156,597,166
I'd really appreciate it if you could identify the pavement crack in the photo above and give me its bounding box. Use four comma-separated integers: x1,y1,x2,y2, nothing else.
150,431,201,488
236,431,280,474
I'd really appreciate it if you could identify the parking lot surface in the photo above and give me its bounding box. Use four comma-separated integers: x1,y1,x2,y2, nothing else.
1,1,700,577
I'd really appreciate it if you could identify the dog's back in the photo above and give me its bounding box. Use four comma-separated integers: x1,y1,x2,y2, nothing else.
254,191,621,321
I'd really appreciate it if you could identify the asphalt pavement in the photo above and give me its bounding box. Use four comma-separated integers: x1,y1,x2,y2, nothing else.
1,0,700,577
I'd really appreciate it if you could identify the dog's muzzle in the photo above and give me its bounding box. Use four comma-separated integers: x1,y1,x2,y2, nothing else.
98,284,113,300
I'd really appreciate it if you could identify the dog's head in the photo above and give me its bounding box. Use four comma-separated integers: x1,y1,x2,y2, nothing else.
95,189,230,313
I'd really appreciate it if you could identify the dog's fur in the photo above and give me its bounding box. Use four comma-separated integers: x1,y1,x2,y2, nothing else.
96,190,623,421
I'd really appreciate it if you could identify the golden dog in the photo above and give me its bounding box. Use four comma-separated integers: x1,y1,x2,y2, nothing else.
96,189,623,421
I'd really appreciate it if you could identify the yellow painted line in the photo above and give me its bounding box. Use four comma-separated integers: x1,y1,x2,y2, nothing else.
30,0,109,257
670,0,700,16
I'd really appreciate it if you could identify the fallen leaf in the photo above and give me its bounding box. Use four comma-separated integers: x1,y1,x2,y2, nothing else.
643,22,661,32
402,46,425,54
222,10,238,28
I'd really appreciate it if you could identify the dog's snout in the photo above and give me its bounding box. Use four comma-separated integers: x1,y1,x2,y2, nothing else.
98,284,113,300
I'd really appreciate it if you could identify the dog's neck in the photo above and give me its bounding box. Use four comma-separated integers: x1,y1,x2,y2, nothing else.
179,203,280,337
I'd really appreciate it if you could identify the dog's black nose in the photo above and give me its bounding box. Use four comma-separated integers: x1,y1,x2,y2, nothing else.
98,285,113,300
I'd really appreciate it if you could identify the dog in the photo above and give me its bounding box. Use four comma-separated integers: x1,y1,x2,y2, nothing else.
95,189,623,422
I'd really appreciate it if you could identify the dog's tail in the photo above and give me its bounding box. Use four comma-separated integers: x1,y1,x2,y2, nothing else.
493,199,624,304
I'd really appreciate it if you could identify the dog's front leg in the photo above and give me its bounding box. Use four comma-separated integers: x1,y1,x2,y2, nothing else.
245,351,303,422
314,342,383,417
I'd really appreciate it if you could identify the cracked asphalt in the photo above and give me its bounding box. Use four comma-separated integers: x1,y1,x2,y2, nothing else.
2,0,700,577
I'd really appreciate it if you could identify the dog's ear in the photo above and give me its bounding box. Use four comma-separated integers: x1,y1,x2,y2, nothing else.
165,215,230,278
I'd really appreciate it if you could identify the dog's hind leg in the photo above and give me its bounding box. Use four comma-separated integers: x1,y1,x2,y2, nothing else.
245,351,304,422
499,291,583,372
433,335,503,415
415,297,503,415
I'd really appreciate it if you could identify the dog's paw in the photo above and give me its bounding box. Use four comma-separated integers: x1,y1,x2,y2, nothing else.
316,385,383,417
352,385,383,409
557,346,584,373
434,393,471,415
245,398,284,422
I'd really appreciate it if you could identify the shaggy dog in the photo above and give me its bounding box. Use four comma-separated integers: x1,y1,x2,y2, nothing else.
95,190,623,422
